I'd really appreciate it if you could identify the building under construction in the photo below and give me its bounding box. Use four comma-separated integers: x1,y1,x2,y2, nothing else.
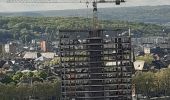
59,29,132,100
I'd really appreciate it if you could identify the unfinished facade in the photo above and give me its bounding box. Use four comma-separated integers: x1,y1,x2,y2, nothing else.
59,29,132,100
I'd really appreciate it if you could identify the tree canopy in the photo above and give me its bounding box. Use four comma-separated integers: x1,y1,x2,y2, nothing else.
0,17,167,43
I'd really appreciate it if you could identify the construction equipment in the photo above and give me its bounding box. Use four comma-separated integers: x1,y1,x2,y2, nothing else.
6,1,131,100
6,0,125,30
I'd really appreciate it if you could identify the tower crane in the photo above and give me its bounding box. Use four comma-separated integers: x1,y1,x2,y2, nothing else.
6,0,125,30
6,1,131,100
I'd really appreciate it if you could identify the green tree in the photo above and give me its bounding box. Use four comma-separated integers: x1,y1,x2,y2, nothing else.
12,72,23,83
1,75,13,84
35,71,48,80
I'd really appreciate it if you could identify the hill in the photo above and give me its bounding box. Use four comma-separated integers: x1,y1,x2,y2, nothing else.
1,5,170,25
0,16,168,43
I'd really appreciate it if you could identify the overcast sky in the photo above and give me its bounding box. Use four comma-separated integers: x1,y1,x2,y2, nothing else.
0,0,170,12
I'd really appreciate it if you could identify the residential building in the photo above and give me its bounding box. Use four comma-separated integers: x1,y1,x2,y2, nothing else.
41,52,56,59
133,60,146,71
23,52,41,59
40,40,52,52
4,43,16,54
144,47,150,54
40,41,47,52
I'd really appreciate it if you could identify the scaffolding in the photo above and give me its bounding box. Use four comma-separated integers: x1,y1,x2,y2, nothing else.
59,29,132,100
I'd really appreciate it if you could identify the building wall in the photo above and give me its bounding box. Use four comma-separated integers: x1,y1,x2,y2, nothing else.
144,47,151,54
4,43,16,53
40,40,52,52
59,30,132,100
0,44,3,54
40,41,47,52
168,37,170,48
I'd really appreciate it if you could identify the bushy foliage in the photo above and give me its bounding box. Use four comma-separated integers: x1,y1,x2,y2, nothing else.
133,69,170,97
0,17,167,43
0,81,61,100
136,54,154,64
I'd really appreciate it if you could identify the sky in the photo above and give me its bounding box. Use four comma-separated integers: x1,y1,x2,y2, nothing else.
0,0,170,12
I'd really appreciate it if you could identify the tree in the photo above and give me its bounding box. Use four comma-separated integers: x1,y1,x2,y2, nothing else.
133,71,155,98
26,72,34,77
35,71,48,80
0,16,168,43
16,84,31,100
12,72,23,83
1,75,13,84
136,54,154,64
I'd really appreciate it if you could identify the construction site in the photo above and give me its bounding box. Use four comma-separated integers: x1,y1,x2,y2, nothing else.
59,29,132,100
6,0,133,100
57,0,132,100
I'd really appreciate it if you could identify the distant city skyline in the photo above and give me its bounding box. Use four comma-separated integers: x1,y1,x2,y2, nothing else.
0,0,170,12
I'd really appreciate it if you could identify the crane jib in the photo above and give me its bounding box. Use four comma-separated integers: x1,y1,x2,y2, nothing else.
6,0,125,4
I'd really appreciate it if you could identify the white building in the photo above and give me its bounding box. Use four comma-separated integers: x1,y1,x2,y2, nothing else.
133,60,145,71
4,43,16,53
144,47,150,54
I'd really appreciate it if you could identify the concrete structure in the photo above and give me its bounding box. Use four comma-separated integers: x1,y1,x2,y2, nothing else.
40,41,47,52
144,47,150,54
41,52,56,59
23,52,41,59
133,60,145,71
4,43,16,54
23,52,56,59
59,29,132,100
40,41,52,52
0,44,3,54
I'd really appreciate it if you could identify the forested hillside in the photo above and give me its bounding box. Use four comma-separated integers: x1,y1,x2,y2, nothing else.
1,5,170,25
0,16,167,43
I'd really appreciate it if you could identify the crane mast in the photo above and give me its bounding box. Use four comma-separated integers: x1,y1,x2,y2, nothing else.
93,1,98,30
91,0,125,30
